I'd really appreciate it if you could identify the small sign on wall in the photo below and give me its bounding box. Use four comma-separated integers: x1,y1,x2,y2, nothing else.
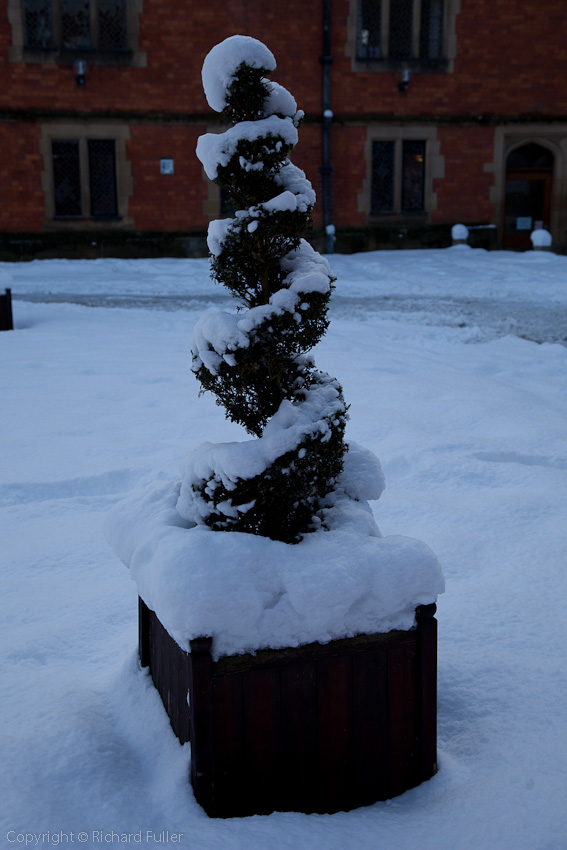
160,159,174,175
516,217,532,231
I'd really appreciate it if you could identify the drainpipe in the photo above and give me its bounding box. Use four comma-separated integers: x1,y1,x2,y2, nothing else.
320,0,334,254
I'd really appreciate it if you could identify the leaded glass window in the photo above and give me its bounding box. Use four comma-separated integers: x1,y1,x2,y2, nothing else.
52,138,118,219
389,0,413,61
88,140,118,217
61,0,90,50
420,0,444,59
357,0,445,62
220,188,237,219
23,0,55,48
358,0,382,60
98,0,127,51
22,0,128,53
402,140,425,211
371,138,427,215
371,141,395,213
52,140,82,217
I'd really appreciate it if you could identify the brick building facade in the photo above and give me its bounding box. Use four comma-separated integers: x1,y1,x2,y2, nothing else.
1,0,566,258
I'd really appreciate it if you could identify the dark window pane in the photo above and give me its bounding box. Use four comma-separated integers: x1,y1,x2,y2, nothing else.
23,0,55,49
220,188,237,218
358,0,382,59
61,0,91,50
389,0,413,59
402,140,425,211
98,0,127,50
506,143,554,171
88,139,118,217
52,140,82,217
371,141,395,213
420,0,444,59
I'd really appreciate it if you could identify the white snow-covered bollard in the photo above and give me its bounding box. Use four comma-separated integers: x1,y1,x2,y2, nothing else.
530,229,553,251
451,223,469,246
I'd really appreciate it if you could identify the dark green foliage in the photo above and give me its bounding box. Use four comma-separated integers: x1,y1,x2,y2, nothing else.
194,392,347,543
210,209,311,307
215,138,298,215
194,291,332,436
225,65,272,123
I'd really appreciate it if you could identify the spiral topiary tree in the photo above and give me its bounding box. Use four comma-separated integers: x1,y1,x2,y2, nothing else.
178,35,348,544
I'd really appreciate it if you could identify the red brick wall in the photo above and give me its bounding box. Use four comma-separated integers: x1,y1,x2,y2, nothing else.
0,123,44,230
433,126,495,225
330,0,567,117
2,0,562,117
128,124,207,231
1,0,565,239
330,126,368,228
0,1,323,115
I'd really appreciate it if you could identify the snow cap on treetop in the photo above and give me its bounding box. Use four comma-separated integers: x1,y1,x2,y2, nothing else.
202,35,277,112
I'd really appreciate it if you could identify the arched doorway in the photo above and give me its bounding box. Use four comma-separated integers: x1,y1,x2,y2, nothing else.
503,143,554,249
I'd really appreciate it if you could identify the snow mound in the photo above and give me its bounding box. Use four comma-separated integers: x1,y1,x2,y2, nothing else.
264,80,298,118
191,241,332,371
201,35,276,112
531,229,552,248
105,443,443,659
452,224,469,242
196,115,298,181
0,271,13,289
177,378,345,525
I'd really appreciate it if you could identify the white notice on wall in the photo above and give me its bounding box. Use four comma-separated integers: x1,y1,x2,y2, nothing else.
160,159,174,175
516,217,532,231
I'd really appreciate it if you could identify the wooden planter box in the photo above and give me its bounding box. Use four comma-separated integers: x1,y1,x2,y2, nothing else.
139,597,437,817
0,288,13,332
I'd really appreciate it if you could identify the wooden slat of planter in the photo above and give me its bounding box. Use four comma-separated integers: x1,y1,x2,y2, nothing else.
352,647,389,805
387,640,419,797
174,641,191,745
316,653,354,813
189,637,214,814
138,597,150,669
211,673,243,816
279,660,317,812
140,600,192,745
417,607,438,780
241,667,281,815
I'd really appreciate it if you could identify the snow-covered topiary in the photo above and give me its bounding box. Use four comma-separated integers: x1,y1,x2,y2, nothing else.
105,36,444,659
180,35,348,544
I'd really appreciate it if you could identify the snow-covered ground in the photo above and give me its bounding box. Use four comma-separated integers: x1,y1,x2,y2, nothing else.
1,246,566,849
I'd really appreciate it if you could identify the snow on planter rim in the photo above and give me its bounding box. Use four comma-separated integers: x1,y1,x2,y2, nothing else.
104,442,444,659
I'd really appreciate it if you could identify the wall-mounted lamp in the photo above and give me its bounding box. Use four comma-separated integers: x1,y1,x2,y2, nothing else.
398,68,410,93
74,60,87,86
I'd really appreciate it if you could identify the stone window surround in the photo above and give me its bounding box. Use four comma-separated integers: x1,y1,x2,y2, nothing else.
40,121,134,230
8,0,147,66
485,125,567,247
358,124,444,223
345,0,461,74
201,125,227,222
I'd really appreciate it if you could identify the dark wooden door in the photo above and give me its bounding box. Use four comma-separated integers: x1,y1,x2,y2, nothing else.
503,170,552,249
502,142,554,250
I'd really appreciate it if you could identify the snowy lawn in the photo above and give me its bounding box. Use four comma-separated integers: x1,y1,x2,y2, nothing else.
1,247,566,849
